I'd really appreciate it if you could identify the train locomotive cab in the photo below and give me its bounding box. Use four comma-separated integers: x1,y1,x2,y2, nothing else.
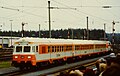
12,39,38,69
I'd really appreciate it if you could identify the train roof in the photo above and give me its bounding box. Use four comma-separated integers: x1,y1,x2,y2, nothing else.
14,37,107,45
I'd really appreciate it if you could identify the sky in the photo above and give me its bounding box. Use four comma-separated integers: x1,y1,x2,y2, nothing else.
0,0,120,33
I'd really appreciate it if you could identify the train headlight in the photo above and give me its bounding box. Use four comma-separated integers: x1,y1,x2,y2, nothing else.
21,56,24,59
28,56,31,58
15,56,18,58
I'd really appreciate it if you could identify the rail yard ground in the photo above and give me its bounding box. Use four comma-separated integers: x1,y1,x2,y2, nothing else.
0,61,11,68
0,48,13,68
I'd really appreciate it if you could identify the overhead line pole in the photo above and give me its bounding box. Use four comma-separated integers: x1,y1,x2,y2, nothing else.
47,1,76,38
104,23,106,40
10,20,13,47
112,21,115,52
22,22,24,38
39,24,41,38
86,16,89,40
48,1,51,38
112,21,119,51
71,28,73,39
21,22,27,38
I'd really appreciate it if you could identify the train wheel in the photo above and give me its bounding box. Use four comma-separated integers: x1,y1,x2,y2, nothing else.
19,66,25,70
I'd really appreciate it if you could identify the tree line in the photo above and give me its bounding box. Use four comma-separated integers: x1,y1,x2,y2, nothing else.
0,28,105,40
1,28,120,44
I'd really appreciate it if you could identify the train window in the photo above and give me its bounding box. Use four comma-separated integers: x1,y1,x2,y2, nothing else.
36,46,38,52
32,46,35,52
60,46,62,52
66,46,68,51
56,46,57,52
90,45,93,49
75,45,80,50
62,46,64,51
56,46,58,52
59,46,61,51
24,46,31,52
55,46,57,52
52,46,54,52
16,46,22,52
81,45,83,50
59,46,61,52
66,45,72,51
57,46,59,52
48,46,50,52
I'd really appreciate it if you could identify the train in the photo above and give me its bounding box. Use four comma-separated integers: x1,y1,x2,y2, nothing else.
11,38,111,70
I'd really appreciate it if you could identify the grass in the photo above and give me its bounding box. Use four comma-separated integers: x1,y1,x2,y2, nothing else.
0,61,11,68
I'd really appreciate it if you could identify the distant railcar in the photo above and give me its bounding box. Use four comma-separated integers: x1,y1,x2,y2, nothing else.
11,38,111,70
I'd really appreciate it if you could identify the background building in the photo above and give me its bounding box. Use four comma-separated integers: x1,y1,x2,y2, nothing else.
0,36,20,49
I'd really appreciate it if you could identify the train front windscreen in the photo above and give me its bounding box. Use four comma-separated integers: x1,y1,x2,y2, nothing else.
15,46,31,52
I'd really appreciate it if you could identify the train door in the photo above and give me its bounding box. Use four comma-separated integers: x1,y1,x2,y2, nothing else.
31,45,39,60
48,45,51,62
38,45,51,61
39,45,47,54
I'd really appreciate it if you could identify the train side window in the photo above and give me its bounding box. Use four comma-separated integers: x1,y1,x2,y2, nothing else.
66,45,72,51
32,46,35,52
59,46,60,52
75,45,77,50
55,46,57,52
57,46,59,52
62,46,63,51
65,46,68,51
52,46,54,52
56,46,57,52
36,46,38,52
59,46,61,51
60,46,62,52
48,46,50,52
75,45,80,50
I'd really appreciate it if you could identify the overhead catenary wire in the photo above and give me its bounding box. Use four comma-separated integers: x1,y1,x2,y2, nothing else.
0,0,111,23
10,5,47,8
50,0,112,32
49,0,92,25
0,0,119,32
0,5,47,20
50,0,117,32
51,0,110,22
95,0,120,20
0,6,19,11
95,0,120,33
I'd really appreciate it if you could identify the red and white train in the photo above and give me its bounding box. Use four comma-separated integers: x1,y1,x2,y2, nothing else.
12,38,111,69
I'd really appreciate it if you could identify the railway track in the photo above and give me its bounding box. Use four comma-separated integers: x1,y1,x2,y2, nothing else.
0,55,109,76
0,70,34,76
31,55,109,76
0,48,13,61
